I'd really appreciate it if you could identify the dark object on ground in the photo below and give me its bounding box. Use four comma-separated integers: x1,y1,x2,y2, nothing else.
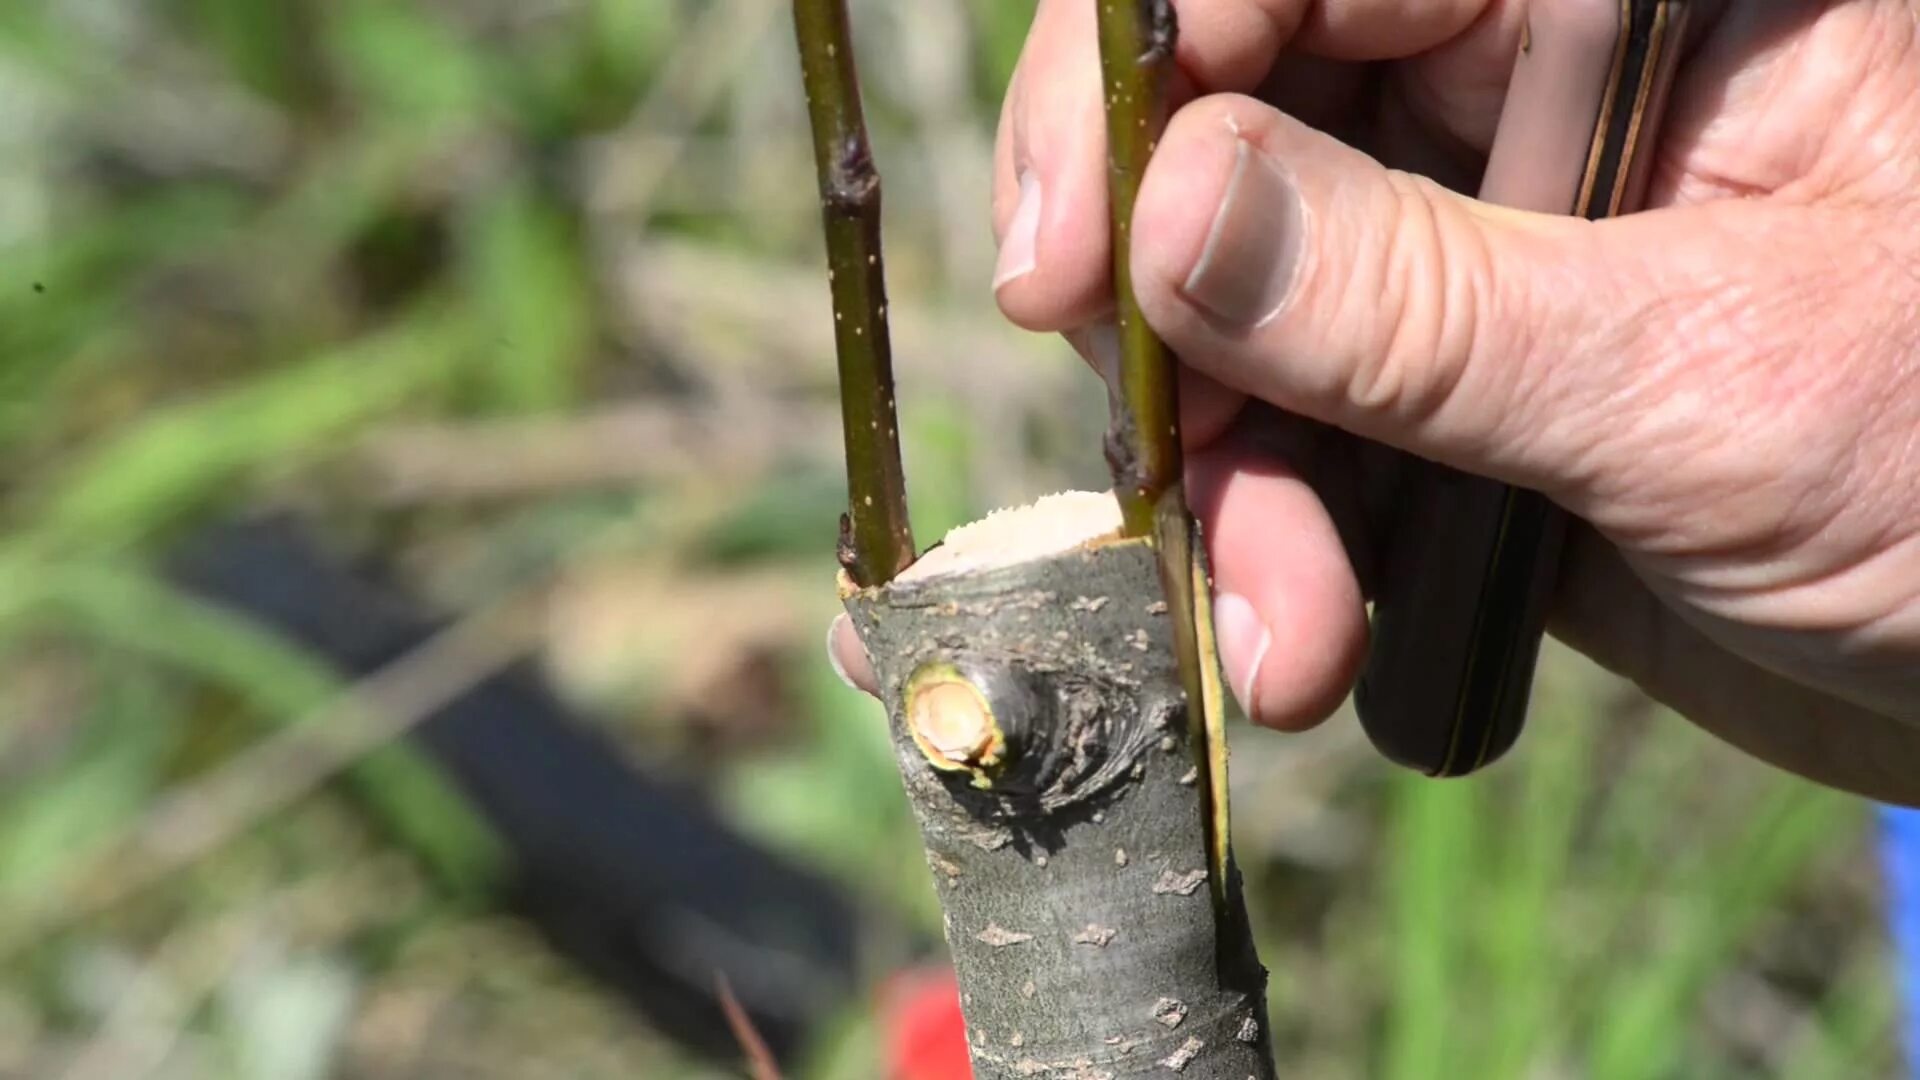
167,517,900,1067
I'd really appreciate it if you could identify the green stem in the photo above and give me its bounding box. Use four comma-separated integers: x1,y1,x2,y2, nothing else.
1095,0,1182,539
793,0,915,587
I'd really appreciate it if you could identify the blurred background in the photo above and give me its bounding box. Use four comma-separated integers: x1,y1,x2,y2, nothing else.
0,0,1902,1076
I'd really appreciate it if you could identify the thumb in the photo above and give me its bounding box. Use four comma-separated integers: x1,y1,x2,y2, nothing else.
1129,93,1795,507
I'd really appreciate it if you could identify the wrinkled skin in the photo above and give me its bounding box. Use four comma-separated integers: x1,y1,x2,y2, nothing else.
835,0,1920,803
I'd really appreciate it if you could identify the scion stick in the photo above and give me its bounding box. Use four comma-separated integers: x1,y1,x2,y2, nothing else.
1094,0,1182,542
794,0,915,587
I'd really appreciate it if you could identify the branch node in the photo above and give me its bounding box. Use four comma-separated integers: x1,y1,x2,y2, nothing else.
1141,0,1177,64
825,133,880,212
906,662,1008,784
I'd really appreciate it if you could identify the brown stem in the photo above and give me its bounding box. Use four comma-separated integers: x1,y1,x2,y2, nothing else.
793,0,915,587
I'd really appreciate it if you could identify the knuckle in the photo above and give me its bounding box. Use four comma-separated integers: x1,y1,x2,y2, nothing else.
1344,173,1499,440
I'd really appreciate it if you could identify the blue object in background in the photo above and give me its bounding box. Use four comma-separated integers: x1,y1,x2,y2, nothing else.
1880,805,1920,1077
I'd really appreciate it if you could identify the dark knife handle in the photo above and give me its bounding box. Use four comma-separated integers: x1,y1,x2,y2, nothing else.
1355,0,1691,776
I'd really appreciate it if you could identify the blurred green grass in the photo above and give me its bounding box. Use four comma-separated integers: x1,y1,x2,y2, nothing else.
0,1,1895,1077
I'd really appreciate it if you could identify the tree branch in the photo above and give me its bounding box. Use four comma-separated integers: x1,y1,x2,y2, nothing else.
793,0,916,587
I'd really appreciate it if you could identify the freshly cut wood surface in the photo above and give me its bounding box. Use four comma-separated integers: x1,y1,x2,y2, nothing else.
897,490,1123,582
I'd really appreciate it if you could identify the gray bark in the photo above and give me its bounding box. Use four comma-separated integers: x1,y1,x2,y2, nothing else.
845,524,1275,1079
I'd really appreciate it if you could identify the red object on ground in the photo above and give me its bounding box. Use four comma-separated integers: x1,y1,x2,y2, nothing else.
879,966,972,1080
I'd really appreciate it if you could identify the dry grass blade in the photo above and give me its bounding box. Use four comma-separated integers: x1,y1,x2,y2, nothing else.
715,973,783,1080
55,859,393,1080
0,597,538,962
611,238,1067,390
585,0,785,223
351,400,839,504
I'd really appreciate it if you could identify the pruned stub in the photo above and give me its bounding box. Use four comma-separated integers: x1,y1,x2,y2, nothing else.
885,568,1179,842
843,492,1273,1079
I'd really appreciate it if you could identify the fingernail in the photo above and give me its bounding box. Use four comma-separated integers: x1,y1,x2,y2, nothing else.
827,613,861,692
1212,592,1271,723
1182,141,1305,328
993,170,1042,290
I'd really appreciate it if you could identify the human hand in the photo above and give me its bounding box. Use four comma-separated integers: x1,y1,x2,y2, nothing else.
834,0,1920,803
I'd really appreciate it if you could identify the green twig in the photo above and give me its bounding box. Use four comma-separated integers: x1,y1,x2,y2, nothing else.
793,0,916,588
1095,0,1182,539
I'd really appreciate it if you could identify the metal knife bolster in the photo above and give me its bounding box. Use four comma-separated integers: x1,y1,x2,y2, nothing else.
1354,0,1689,777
